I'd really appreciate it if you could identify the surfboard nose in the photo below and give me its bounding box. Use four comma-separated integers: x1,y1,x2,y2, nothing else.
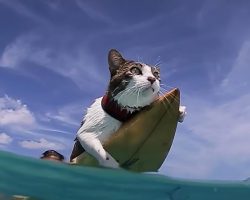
159,88,180,107
171,88,180,97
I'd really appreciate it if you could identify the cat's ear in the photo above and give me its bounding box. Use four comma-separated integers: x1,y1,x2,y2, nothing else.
108,49,125,75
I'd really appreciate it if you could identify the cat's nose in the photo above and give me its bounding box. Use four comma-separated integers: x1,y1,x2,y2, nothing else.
147,76,156,84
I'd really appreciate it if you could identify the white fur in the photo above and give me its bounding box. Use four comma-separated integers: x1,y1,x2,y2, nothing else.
179,106,187,123
77,98,122,143
77,97,122,168
114,65,160,109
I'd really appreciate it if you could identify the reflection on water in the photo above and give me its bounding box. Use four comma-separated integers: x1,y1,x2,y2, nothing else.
0,194,36,200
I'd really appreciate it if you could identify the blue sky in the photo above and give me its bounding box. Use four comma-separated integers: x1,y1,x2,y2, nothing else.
0,0,250,180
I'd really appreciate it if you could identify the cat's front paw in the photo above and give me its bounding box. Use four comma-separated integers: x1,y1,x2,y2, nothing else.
178,106,187,123
99,152,120,169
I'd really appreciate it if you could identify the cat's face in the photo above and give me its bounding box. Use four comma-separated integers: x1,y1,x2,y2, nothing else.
107,49,160,109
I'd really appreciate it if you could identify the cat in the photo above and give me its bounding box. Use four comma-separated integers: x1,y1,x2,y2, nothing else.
70,49,186,168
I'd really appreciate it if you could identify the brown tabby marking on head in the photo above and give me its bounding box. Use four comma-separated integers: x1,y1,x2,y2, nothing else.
107,49,160,97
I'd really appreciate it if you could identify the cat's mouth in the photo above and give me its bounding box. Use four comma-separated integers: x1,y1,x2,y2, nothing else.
142,86,156,93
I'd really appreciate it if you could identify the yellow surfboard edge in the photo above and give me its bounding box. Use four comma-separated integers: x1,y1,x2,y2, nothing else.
71,88,180,172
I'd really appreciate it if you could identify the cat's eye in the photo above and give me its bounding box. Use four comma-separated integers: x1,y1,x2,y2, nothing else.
130,67,142,75
153,72,160,80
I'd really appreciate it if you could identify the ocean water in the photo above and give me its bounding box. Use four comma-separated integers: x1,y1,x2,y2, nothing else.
0,151,249,200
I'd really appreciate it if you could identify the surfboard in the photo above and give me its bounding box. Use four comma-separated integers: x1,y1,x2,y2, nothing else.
0,151,250,200
71,88,180,172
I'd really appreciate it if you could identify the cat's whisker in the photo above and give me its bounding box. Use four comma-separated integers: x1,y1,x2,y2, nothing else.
160,88,172,96
159,91,172,110
136,88,141,107
112,80,130,95
160,84,175,90
154,62,161,68
159,91,180,112
160,88,167,93
154,56,161,67
160,86,170,94
160,87,180,104
159,88,180,108
117,89,133,102
167,92,181,105
115,89,130,102
160,89,180,105
116,86,138,103
112,87,121,96
137,56,144,63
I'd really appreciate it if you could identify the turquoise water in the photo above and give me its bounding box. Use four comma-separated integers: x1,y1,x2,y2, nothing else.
0,151,250,200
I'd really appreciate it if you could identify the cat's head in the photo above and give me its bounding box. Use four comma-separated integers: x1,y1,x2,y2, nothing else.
107,49,160,109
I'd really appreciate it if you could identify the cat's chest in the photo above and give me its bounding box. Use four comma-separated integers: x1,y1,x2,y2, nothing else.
81,97,122,143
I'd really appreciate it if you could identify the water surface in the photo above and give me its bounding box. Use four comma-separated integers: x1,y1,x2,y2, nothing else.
0,151,249,200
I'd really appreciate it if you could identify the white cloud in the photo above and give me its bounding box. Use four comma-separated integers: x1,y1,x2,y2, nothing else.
0,34,51,68
0,95,36,129
45,111,79,127
75,0,114,25
160,93,250,180
44,103,84,127
0,0,48,25
43,0,61,11
0,33,107,89
221,40,250,94
19,138,64,150
0,133,13,144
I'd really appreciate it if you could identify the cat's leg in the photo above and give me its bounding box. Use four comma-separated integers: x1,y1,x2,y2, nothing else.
76,132,120,169
178,106,187,122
